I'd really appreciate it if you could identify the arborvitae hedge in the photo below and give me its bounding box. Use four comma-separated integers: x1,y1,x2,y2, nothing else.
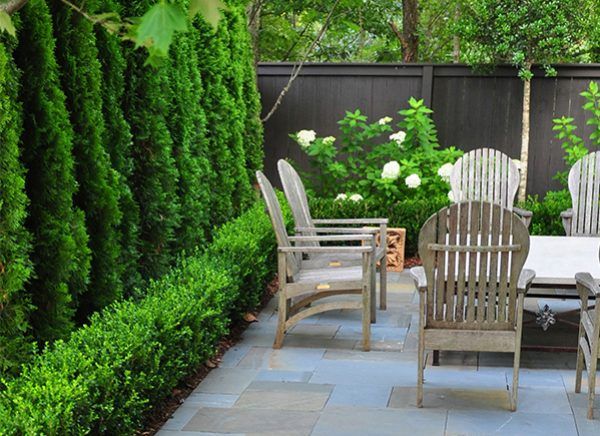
168,34,215,250
14,0,91,343
94,0,142,296
0,39,33,375
50,2,123,318
122,0,181,281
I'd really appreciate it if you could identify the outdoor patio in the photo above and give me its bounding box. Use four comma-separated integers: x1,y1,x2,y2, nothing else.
158,272,600,436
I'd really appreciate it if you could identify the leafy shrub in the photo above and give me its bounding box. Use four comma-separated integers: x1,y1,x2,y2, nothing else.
291,98,462,202
518,191,571,236
0,200,279,435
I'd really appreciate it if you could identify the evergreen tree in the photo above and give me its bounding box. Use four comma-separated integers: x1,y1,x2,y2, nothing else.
14,0,91,343
168,34,215,250
50,1,123,317
94,5,142,295
194,19,238,225
0,39,33,375
122,0,181,280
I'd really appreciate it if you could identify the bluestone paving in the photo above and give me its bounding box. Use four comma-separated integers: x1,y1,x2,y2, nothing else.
160,271,596,435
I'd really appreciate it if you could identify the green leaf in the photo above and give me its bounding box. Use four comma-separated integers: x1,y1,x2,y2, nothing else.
135,2,188,56
189,0,227,29
0,11,16,37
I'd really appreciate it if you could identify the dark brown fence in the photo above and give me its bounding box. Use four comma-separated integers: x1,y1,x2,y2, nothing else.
258,63,600,197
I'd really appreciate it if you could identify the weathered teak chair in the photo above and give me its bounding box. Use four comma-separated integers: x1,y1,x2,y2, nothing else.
277,159,388,321
561,151,600,236
450,148,532,228
411,201,535,411
256,171,374,351
574,270,600,419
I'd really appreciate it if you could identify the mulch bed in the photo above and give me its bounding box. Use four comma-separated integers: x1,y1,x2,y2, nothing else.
138,276,279,436
404,256,421,269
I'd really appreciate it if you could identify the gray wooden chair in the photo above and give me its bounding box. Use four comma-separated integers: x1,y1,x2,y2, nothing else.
411,201,535,411
256,171,374,351
277,159,388,322
561,151,600,236
450,148,532,228
574,270,600,419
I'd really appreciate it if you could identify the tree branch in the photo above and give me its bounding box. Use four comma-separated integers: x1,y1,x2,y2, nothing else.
261,0,341,123
0,0,29,14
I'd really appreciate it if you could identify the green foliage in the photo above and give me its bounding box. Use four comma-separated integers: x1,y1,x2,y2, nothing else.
14,0,91,343
0,11,16,36
167,33,214,250
0,38,33,376
51,2,124,318
123,0,181,281
291,98,462,203
519,191,571,236
0,201,278,435
94,8,143,296
457,0,586,79
552,81,600,186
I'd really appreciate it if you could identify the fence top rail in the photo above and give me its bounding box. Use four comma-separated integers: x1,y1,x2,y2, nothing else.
258,62,600,78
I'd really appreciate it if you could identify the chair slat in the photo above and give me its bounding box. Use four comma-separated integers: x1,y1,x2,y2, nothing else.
477,202,491,323
455,203,468,322
567,152,600,236
435,208,447,320
445,204,458,321
466,202,479,324
487,204,501,322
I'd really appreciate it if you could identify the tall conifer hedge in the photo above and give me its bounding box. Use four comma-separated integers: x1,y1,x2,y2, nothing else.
0,39,33,375
14,0,91,343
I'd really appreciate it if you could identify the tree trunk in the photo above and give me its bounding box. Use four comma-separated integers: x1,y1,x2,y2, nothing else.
1,0,29,14
518,73,532,202
402,0,419,62
246,0,262,64
452,4,460,63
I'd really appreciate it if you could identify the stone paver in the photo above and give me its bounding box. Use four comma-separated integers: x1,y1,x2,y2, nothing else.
160,271,596,435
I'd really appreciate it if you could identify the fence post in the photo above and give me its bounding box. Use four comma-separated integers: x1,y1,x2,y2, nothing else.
421,65,434,108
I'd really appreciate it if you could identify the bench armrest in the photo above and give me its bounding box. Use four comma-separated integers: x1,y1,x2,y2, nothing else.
517,269,536,294
513,207,533,229
575,272,600,296
560,209,573,235
295,226,379,234
410,266,427,293
312,218,388,225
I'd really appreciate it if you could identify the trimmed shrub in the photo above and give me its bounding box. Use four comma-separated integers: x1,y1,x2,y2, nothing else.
122,0,181,281
14,0,91,343
94,9,143,296
167,34,214,250
0,200,279,435
50,1,124,318
0,39,33,375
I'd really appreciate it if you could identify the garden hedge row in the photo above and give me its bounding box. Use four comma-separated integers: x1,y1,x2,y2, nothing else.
309,193,571,256
0,200,279,435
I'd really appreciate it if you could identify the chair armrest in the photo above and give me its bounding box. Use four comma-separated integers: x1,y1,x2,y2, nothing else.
312,218,388,225
295,226,379,234
517,269,536,294
560,209,573,235
513,207,533,229
575,272,600,296
410,266,427,293
288,234,374,243
279,246,373,254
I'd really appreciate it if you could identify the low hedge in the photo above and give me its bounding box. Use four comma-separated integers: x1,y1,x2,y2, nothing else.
310,191,572,256
0,199,280,435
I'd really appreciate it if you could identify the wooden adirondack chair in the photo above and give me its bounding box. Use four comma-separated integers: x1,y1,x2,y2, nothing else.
411,201,535,411
561,151,600,236
450,148,532,228
277,159,388,322
256,171,374,350
574,270,600,419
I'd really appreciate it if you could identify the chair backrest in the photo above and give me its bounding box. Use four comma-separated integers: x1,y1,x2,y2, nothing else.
277,159,318,247
450,148,520,210
418,201,529,330
567,151,600,236
256,171,300,277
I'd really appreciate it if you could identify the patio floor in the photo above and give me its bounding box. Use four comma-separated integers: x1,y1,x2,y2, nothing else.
158,272,600,436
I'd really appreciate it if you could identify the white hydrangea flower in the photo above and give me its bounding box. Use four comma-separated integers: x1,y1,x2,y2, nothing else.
512,158,522,171
389,131,406,145
405,173,421,189
335,193,347,201
381,160,401,180
378,116,393,125
323,136,336,145
448,190,455,202
349,194,363,202
437,162,454,182
296,129,317,148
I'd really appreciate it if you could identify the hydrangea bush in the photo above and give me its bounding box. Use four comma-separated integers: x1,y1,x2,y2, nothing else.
291,97,462,203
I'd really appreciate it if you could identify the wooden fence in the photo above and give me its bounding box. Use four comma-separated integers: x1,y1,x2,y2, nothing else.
257,63,600,197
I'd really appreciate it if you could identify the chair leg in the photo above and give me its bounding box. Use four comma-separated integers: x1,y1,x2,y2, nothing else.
273,290,287,349
588,353,598,420
370,259,377,324
510,348,521,412
380,255,387,310
417,335,425,408
575,345,585,394
362,285,371,352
